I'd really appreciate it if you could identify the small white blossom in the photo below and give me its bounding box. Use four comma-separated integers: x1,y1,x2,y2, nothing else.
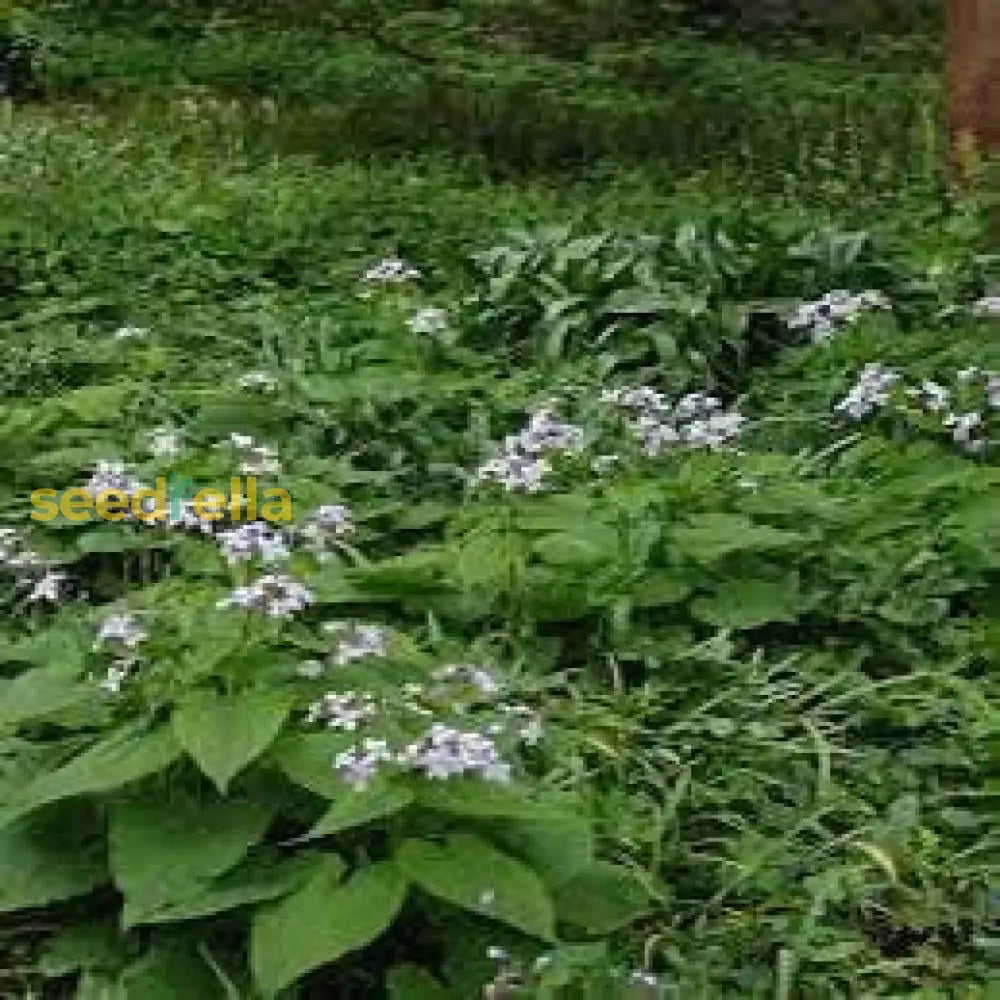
334,739,394,791
325,622,388,666
96,612,148,650
362,258,421,284
239,371,278,392
972,295,1000,316
986,374,1000,410
113,325,149,341
433,664,501,697
306,690,377,731
789,289,889,342
299,504,355,561
27,570,69,603
217,574,314,618
148,426,182,459
217,521,290,565
474,454,552,493
906,380,951,413
944,411,986,454
834,364,899,421
407,307,449,334
99,659,136,695
399,724,511,783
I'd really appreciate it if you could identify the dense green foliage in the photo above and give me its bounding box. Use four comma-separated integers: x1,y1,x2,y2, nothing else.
0,2,996,998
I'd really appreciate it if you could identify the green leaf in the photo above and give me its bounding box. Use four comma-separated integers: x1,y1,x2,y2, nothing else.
552,862,654,934
172,690,291,794
397,834,555,941
39,921,123,978
128,853,324,927
0,807,107,913
267,731,357,799
251,859,406,998
387,964,449,1000
118,943,220,1000
672,514,802,563
416,778,574,820
0,725,181,829
0,664,91,728
303,780,413,841
601,288,676,314
692,578,800,629
532,528,618,568
487,816,594,888
109,797,273,928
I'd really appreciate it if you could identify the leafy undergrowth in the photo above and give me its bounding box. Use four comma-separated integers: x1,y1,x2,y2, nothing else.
0,12,997,998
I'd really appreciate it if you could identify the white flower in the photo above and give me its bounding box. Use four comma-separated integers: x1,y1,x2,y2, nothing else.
239,371,278,392
972,295,1000,316
362,258,420,284
306,691,377,731
113,325,149,341
789,289,889,342
96,612,148,650
399,724,512,783
217,574,314,618
27,570,68,603
84,461,146,501
407,307,449,334
986,374,1000,410
148,427,182,459
325,622,387,666
474,454,552,493
299,504,354,561
944,411,986,454
334,739,394,791
834,364,899,421
906,380,951,413
99,660,135,695
217,521,290,565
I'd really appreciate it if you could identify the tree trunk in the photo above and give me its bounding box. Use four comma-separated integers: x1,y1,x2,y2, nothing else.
946,0,1000,179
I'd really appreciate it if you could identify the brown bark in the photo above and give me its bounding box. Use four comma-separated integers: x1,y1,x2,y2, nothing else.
946,0,1000,178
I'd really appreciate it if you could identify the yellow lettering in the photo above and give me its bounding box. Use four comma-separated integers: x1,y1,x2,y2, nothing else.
261,489,293,523
29,489,59,522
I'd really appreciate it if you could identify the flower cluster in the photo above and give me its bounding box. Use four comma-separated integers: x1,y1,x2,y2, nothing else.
407,306,449,334
362,258,420,283
217,573,314,618
148,426,182,459
834,364,900,420
838,363,998,455
325,622,388,666
334,739,395,791
239,371,278,392
298,504,354,562
788,289,889,342
217,521,291,565
400,724,512,783
432,663,501,698
602,386,744,455
305,690,377,731
972,295,1000,317
221,433,281,476
94,611,150,694
474,406,585,492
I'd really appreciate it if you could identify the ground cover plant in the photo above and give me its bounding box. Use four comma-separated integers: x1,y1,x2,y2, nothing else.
0,2,996,998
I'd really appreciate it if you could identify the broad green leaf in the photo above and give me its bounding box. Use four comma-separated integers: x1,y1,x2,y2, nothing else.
0,725,181,829
267,731,357,799
303,781,413,841
109,797,272,928
387,965,449,999
397,834,555,941
117,944,220,1000
251,859,406,998
552,861,654,934
172,690,291,794
128,853,323,927
0,807,107,913
416,778,574,820
0,664,91,728
532,529,618,568
488,816,594,888
672,514,802,563
692,578,800,629
39,921,123,978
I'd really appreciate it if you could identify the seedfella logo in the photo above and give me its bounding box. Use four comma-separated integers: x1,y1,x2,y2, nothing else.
29,476,292,524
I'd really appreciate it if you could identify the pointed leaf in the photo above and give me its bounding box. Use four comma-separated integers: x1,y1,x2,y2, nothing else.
552,861,654,934
0,725,181,829
251,859,406,998
173,690,291,794
397,834,555,941
303,781,413,841
110,798,273,928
